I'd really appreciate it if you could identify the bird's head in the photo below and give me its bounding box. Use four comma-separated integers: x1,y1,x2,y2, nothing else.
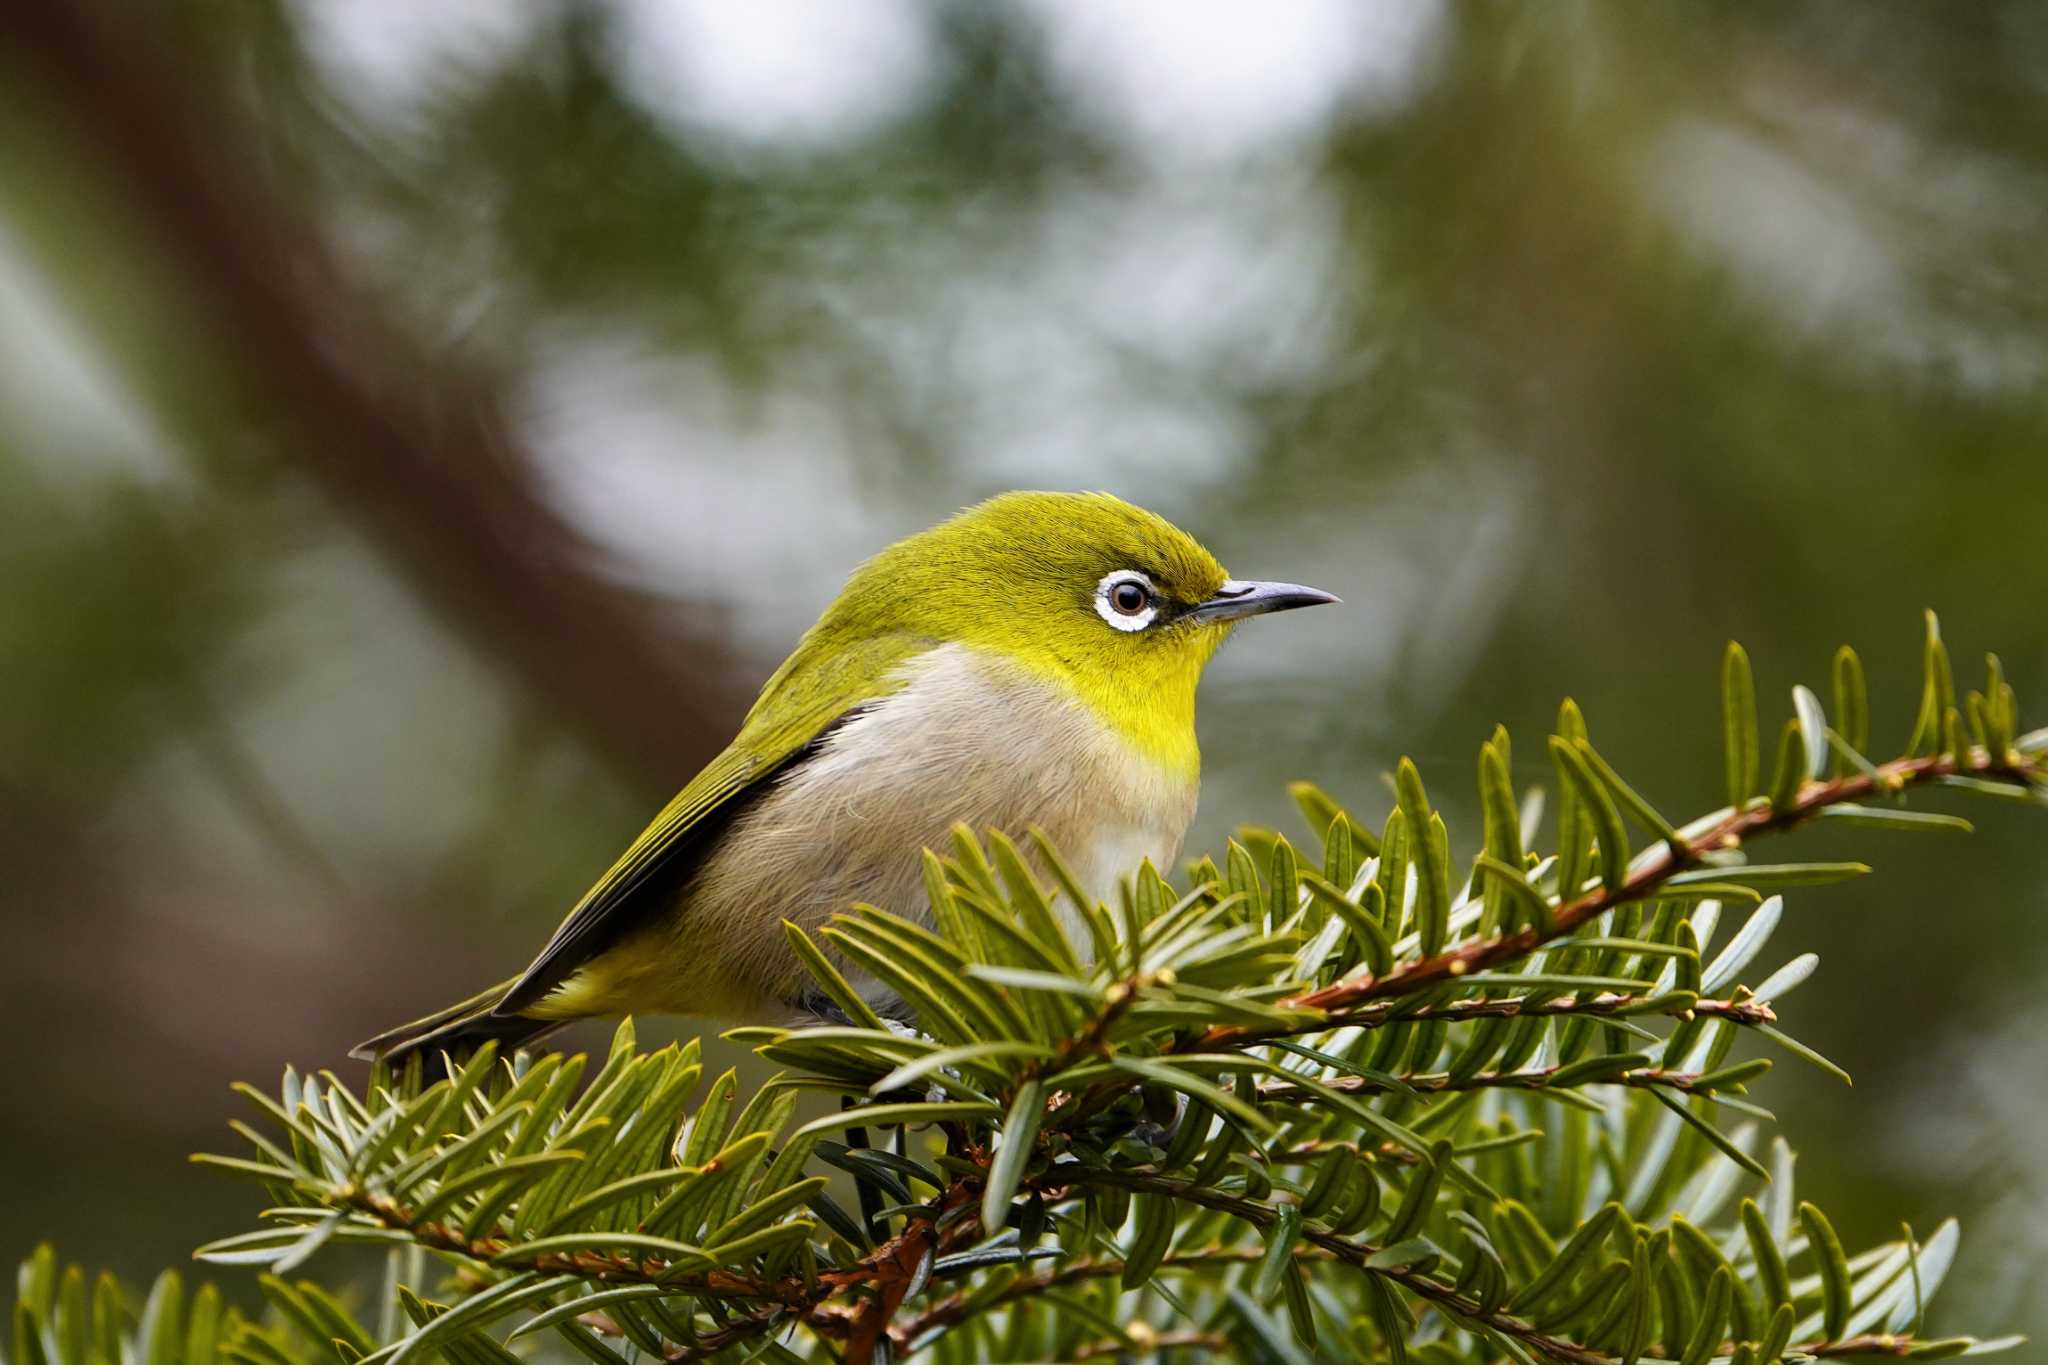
828,491,1337,766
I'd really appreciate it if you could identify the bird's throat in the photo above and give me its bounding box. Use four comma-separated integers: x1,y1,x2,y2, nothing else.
991,642,1208,784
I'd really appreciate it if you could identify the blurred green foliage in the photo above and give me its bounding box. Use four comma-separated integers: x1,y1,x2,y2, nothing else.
1,0,2043,1342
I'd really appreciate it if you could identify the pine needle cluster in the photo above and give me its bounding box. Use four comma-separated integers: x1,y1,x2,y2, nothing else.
11,615,2044,1364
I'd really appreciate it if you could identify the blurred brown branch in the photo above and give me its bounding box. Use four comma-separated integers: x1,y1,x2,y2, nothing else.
9,0,752,788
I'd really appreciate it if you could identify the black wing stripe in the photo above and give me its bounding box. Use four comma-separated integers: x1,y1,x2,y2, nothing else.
491,705,871,1017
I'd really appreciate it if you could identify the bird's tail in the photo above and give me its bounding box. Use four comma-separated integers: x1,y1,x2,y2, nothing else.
351,978,569,1066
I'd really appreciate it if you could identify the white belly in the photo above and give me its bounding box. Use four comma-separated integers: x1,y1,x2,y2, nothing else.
1072,822,1181,909
582,643,1198,1019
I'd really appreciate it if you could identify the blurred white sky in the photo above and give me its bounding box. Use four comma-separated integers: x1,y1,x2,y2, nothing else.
1018,0,1446,165
293,0,1468,672
608,0,944,156
16,2,2025,685
0,223,175,485
9,0,2035,894
296,0,1446,162
15,0,2019,840
276,0,2040,606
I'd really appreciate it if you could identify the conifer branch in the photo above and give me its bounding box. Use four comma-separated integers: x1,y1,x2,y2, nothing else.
22,623,2029,1365
1048,1169,1966,1365
1209,744,2045,1047
1053,1167,1622,1365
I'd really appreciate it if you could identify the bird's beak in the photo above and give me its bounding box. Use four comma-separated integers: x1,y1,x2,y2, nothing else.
1185,579,1341,624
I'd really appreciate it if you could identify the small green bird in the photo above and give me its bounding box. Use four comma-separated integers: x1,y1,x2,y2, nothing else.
356,492,1335,1061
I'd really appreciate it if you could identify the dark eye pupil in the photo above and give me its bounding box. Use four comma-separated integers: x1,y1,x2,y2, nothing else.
1113,583,1148,614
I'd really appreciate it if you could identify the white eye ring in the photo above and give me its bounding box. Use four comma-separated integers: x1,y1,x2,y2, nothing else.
1094,570,1159,632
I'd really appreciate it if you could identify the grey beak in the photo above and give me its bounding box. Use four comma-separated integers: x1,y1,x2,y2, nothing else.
1186,578,1341,624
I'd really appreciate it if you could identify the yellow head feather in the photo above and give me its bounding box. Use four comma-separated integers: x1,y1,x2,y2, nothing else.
801,491,1234,774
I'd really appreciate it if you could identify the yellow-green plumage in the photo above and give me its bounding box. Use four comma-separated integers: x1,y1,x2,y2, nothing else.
355,492,1334,1061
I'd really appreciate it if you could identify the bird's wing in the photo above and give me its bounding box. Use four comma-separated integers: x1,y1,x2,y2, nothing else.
494,631,931,1016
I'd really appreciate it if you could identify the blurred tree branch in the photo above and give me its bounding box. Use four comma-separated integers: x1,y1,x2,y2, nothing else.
9,0,752,789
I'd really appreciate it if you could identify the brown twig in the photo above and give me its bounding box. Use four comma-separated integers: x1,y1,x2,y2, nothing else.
890,1246,1327,1351
1807,1336,1966,1359
343,1188,801,1302
1319,990,1776,1032
1075,1329,1224,1358
840,1215,938,1365
337,1176,994,1362
839,1178,979,1364
1257,1061,1753,1105
650,1308,790,1361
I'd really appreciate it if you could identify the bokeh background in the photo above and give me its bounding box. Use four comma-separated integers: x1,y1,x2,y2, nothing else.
4,0,2045,1342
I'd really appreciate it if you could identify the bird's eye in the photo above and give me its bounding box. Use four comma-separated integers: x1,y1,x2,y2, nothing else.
1094,571,1160,632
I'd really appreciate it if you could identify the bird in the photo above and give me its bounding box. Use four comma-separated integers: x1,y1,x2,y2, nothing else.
354,491,1336,1062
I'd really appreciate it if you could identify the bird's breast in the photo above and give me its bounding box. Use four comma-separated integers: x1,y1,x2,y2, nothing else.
665,642,1199,1014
